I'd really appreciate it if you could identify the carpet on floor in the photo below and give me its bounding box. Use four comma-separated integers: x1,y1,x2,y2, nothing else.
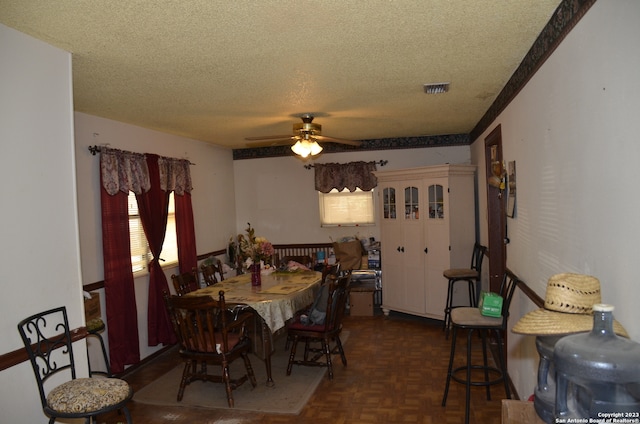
133,331,348,414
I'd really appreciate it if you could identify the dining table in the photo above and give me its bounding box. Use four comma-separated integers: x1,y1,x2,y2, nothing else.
188,269,322,386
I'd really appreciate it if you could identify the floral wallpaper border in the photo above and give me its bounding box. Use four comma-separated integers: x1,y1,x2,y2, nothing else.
233,133,469,160
470,0,596,141
233,0,595,160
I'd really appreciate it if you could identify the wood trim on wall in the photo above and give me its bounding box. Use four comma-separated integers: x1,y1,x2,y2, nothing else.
0,327,88,373
2,244,544,373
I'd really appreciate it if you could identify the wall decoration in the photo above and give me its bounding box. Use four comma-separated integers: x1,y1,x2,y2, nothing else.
507,161,516,218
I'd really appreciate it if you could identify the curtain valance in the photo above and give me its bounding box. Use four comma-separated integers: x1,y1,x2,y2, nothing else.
158,156,193,195
99,147,193,195
314,161,378,193
100,147,150,195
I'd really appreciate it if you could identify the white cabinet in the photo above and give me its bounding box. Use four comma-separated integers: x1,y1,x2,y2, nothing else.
374,164,476,320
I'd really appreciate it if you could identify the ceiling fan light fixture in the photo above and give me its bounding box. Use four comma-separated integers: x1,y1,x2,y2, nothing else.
423,82,450,94
291,139,323,158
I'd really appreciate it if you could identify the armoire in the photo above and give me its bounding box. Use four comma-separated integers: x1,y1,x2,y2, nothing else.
374,164,477,320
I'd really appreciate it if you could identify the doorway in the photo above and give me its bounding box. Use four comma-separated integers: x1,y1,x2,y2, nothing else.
484,125,506,293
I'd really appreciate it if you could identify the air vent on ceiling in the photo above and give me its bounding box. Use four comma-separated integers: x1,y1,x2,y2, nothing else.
423,82,450,94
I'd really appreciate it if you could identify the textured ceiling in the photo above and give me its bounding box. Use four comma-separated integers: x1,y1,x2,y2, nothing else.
0,1,561,150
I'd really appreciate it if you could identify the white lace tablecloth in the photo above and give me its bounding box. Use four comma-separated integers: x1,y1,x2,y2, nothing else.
191,271,321,332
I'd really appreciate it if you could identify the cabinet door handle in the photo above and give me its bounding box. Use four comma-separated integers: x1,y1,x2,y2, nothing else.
424,247,428,254
397,246,404,252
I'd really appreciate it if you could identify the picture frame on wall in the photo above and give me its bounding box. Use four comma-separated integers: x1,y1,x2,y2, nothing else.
507,161,516,218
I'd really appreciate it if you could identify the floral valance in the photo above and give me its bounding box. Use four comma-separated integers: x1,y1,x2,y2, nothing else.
100,147,150,195
158,156,193,195
314,161,378,193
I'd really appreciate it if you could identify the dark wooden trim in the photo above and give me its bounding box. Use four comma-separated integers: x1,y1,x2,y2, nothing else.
83,281,104,292
273,242,333,249
516,279,544,308
115,344,176,379
197,248,227,261
0,327,88,372
83,249,229,293
470,0,597,141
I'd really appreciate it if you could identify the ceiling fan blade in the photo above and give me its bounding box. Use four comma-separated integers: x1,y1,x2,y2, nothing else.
246,138,294,148
244,134,294,141
315,135,362,147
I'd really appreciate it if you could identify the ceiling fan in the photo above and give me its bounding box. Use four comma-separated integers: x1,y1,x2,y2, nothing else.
245,114,362,158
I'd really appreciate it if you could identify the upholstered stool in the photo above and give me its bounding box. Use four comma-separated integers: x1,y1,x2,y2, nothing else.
442,243,486,337
86,318,112,377
442,270,518,424
47,378,131,414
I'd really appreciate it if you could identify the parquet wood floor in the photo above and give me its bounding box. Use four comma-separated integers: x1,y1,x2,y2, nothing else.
101,310,510,423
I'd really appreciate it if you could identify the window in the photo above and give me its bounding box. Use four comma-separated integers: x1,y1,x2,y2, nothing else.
128,191,178,274
319,188,375,226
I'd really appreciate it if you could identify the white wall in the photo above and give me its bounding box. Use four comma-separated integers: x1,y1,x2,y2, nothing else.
233,146,471,243
0,24,85,423
74,112,237,361
471,0,640,399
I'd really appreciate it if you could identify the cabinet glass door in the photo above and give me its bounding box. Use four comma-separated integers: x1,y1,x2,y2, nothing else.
382,187,396,219
404,186,419,220
428,184,444,219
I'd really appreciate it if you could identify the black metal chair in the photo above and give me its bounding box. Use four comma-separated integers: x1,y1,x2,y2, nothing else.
442,243,487,336
441,269,519,424
286,272,352,380
17,306,133,424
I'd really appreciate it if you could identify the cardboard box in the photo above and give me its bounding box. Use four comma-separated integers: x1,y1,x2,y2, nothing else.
350,291,374,316
84,292,101,321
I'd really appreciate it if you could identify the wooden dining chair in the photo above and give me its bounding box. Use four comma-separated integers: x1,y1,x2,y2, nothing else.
284,262,343,351
163,291,257,407
286,271,352,380
171,268,199,296
200,259,225,286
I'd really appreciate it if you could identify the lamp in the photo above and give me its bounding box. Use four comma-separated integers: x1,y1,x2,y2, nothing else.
291,137,323,158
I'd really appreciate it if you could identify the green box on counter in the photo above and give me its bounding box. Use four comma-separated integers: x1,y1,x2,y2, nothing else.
478,291,503,317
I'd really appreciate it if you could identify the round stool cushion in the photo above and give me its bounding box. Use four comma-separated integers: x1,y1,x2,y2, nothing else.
47,377,131,413
443,268,478,279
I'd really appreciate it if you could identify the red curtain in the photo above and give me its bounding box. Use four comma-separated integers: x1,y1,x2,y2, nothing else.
135,154,176,346
100,180,141,374
175,191,197,274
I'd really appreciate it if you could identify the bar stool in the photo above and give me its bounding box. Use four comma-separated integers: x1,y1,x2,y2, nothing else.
87,318,112,377
442,243,486,337
441,270,518,424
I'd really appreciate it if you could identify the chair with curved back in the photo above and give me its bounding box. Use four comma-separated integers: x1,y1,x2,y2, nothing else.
286,271,352,380
171,267,199,296
284,262,342,351
200,259,225,286
442,243,487,336
17,306,133,424
163,291,257,407
441,269,519,424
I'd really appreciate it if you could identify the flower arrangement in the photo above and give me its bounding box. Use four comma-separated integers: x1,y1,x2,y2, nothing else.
236,223,274,268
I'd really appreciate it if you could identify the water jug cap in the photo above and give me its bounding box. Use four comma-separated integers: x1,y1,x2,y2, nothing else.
592,303,614,312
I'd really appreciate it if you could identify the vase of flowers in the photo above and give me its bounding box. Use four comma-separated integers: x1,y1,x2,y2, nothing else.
237,223,274,286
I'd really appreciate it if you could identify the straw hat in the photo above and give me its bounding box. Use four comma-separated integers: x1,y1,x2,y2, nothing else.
512,273,628,337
